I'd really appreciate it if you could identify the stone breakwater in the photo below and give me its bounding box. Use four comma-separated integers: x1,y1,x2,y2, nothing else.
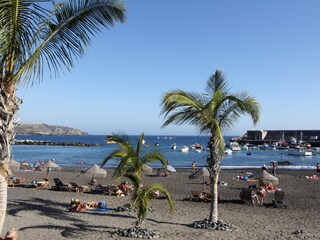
13,139,100,147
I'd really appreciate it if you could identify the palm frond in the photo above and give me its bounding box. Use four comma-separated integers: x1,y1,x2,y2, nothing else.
12,0,126,86
205,69,230,96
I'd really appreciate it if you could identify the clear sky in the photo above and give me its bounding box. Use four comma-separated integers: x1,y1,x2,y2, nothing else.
17,0,320,136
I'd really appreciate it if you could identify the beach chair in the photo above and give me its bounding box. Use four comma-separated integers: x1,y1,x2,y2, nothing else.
7,176,26,188
272,190,287,209
190,190,211,202
68,182,89,193
103,184,122,196
35,180,51,189
239,188,258,204
53,178,69,191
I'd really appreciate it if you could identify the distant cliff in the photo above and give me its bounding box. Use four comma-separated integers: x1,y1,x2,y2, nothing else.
15,123,88,136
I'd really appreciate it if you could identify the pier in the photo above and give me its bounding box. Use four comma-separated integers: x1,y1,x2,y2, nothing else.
236,130,320,147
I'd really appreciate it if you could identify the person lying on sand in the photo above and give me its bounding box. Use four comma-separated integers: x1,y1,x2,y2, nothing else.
0,228,17,240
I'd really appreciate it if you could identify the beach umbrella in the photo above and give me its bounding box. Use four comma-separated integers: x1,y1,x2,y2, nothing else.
84,164,107,178
189,167,210,190
167,165,176,173
189,167,210,179
142,165,153,174
256,170,279,186
9,159,21,170
43,161,61,179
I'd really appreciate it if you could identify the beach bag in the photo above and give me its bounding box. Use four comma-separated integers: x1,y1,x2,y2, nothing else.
98,201,107,208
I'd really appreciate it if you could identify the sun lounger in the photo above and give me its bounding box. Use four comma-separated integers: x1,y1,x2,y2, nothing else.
68,182,89,193
189,190,212,202
35,180,51,189
102,184,122,196
239,188,258,204
7,177,26,188
53,178,69,191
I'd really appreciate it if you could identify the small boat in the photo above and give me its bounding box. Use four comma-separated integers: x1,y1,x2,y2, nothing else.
241,143,249,150
313,147,320,155
194,149,201,153
167,165,176,172
288,147,312,156
179,146,189,153
171,143,177,150
246,151,252,156
230,142,241,151
224,149,232,155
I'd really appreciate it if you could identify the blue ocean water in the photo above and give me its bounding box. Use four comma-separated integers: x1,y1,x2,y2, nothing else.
12,135,320,170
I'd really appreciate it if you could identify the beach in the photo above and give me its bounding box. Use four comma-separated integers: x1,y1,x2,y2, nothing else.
3,168,320,240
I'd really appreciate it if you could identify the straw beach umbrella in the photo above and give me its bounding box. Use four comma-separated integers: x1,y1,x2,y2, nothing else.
84,164,107,179
43,161,61,180
256,169,279,186
9,159,21,171
189,167,210,190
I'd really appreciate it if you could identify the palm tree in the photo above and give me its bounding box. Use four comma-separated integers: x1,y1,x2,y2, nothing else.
101,133,168,181
102,134,173,227
126,174,174,227
160,69,260,223
0,0,126,234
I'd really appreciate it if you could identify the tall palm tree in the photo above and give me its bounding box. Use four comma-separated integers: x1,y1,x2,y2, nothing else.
0,0,126,234
101,133,168,181
160,69,260,223
126,174,174,227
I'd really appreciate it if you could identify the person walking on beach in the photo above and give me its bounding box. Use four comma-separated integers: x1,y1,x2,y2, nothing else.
270,161,277,176
316,163,320,176
192,161,196,172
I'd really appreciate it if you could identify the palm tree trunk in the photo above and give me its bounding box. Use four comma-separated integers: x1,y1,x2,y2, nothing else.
208,173,219,222
207,137,221,223
0,88,21,234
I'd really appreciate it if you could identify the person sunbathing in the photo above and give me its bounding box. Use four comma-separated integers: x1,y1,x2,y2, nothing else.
0,228,17,240
118,181,129,195
69,198,87,212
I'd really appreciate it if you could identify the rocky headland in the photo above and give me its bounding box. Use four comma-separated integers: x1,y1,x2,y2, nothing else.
15,122,88,136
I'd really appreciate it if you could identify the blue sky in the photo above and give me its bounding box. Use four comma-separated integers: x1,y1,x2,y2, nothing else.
17,0,320,136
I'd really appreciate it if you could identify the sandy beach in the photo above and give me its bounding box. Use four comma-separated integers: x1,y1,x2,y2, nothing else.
3,168,320,240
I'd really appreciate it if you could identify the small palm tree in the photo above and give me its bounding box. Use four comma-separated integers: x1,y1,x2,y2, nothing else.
161,69,260,223
101,133,168,180
126,174,174,226
0,0,126,234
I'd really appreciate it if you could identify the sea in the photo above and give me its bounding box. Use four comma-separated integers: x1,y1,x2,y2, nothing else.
12,135,320,171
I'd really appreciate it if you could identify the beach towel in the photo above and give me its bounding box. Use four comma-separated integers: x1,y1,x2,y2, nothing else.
79,207,112,214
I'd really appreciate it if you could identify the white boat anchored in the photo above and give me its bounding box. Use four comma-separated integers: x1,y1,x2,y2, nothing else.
230,142,241,151
224,149,232,155
288,147,312,156
179,146,189,153
171,143,177,150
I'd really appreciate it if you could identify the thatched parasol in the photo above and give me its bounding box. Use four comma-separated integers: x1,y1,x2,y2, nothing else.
189,167,210,190
84,164,107,179
9,159,21,170
43,161,61,179
256,169,279,186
